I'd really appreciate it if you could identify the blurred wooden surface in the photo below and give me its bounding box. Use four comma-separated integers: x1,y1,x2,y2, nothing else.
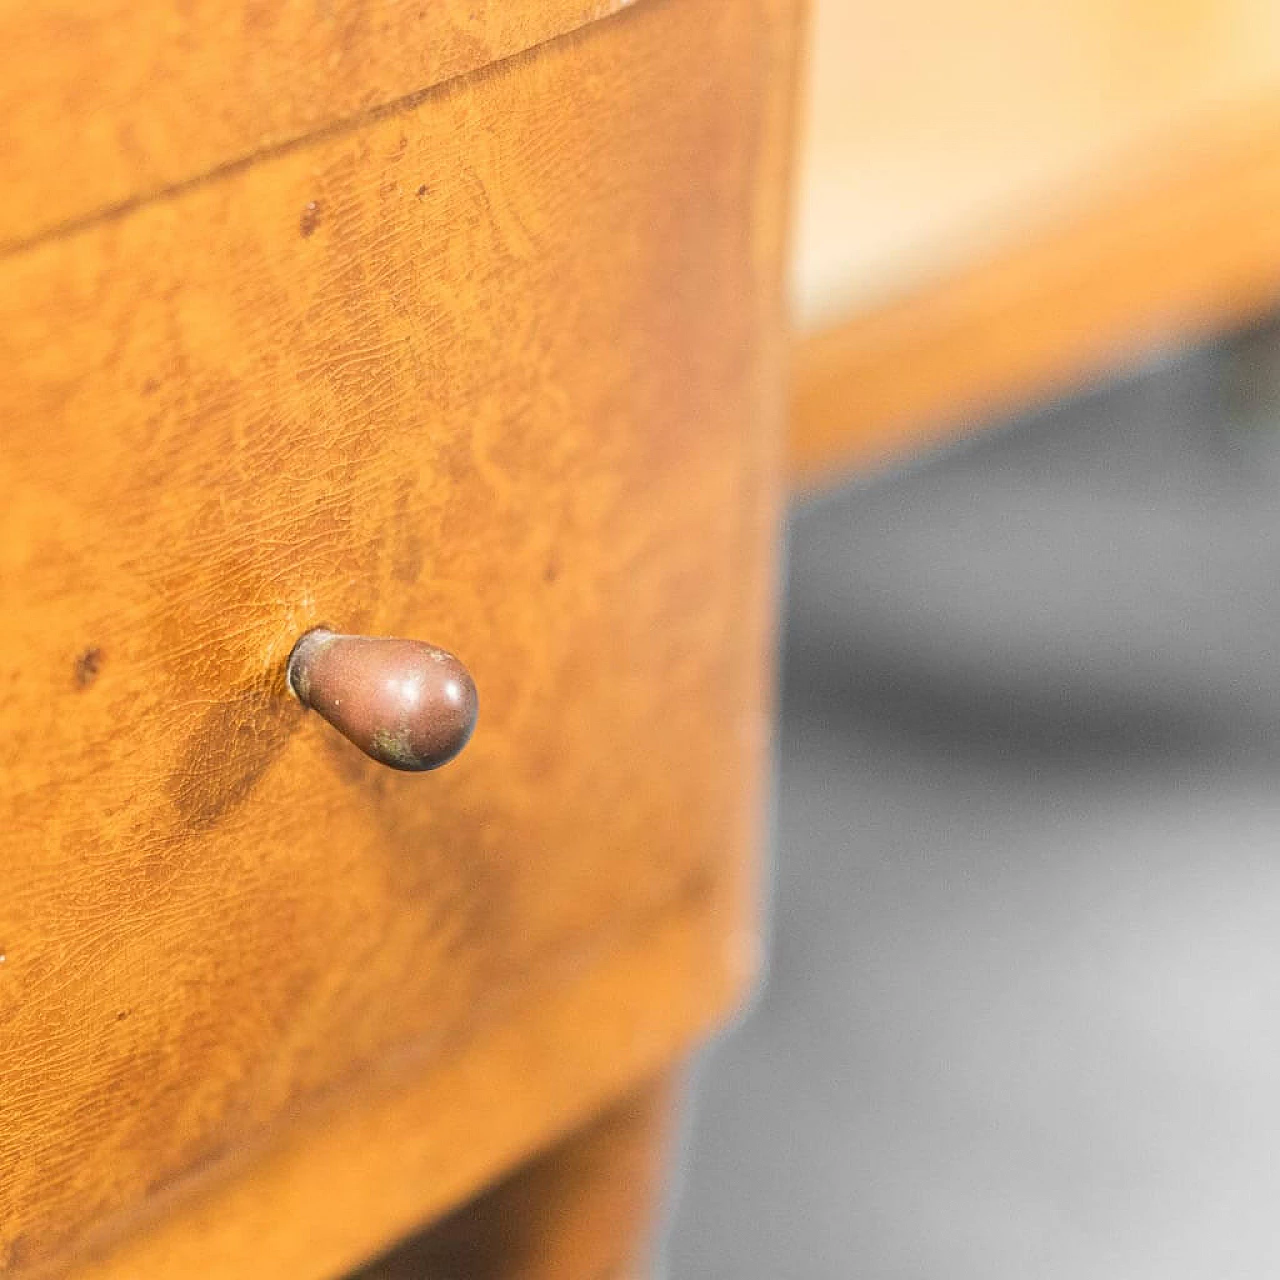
790,102,1280,485
0,0,801,1274
789,0,1280,485
793,0,1280,328
351,1076,679,1280
0,0,634,249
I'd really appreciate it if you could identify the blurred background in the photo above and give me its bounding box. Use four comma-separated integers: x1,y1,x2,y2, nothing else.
666,0,1280,1274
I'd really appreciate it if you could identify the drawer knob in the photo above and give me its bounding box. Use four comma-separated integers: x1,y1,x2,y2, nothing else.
286,629,478,771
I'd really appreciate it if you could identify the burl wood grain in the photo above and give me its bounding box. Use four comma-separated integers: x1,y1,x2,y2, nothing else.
0,0,800,1275
74,907,729,1280
351,1076,679,1280
0,0,636,251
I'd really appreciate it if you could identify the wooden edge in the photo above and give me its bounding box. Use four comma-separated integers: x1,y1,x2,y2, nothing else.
60,889,753,1280
788,98,1280,490
351,1074,681,1278
0,0,641,252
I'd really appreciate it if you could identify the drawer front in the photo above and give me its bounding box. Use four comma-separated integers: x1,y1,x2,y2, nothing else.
0,0,796,1274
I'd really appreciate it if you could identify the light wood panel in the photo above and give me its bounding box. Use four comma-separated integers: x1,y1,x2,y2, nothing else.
790,100,1280,487
793,0,1280,329
0,0,637,250
0,0,801,1274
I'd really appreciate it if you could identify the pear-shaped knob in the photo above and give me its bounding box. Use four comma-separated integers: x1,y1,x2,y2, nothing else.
286,629,477,771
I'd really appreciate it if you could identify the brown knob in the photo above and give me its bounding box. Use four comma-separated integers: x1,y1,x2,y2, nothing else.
286,629,477,771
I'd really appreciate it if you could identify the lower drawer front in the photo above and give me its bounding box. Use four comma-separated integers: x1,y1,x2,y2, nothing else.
0,0,788,1274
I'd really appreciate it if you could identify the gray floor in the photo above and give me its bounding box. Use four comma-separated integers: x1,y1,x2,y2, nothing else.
666,328,1280,1278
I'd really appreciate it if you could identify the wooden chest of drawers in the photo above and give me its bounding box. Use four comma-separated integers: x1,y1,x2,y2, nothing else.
0,1,800,1275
